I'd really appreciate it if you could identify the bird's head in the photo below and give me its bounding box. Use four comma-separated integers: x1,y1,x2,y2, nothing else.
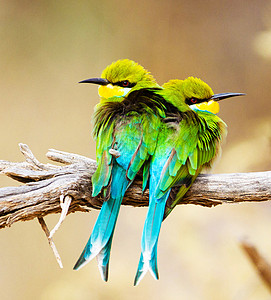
79,59,158,101
163,77,245,114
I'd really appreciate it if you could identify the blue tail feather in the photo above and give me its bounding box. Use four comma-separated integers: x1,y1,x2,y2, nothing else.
96,234,113,281
74,165,128,279
134,190,169,286
134,242,159,286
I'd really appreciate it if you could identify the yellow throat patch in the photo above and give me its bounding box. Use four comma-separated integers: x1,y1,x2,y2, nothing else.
98,84,127,99
195,100,220,114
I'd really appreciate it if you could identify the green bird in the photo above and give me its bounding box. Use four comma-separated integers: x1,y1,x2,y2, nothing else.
134,77,245,285
73,59,167,281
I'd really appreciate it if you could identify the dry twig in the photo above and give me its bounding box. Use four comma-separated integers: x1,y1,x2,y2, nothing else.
37,217,63,268
240,240,271,293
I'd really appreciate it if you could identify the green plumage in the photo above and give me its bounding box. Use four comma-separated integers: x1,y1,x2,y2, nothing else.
152,80,227,216
74,59,243,285
157,109,226,217
134,77,231,285
74,59,165,280
91,88,169,197
92,77,227,216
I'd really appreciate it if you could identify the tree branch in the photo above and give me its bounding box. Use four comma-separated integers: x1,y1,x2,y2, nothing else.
0,144,270,230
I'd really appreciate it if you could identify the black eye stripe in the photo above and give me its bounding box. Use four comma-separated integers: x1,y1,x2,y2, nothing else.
185,97,209,106
112,81,136,88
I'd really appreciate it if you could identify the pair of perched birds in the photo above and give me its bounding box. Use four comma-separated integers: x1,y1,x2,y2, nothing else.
73,59,244,285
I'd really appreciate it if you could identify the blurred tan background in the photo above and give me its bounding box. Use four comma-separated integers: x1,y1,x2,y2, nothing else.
1,1,271,299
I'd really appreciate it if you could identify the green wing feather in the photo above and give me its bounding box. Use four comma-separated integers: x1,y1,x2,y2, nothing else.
126,112,161,181
113,116,149,181
91,88,167,198
154,110,226,218
92,121,115,197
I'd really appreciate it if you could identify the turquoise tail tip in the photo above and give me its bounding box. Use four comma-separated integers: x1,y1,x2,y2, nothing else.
98,263,109,282
73,255,86,271
134,252,159,286
96,236,113,282
73,246,110,283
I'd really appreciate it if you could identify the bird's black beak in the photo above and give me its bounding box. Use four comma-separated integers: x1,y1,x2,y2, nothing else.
210,92,246,102
78,78,109,86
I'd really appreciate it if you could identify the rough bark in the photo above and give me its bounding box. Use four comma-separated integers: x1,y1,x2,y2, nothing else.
0,144,270,230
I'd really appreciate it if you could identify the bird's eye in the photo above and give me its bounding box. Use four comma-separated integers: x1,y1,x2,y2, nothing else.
114,80,136,88
120,80,130,87
190,98,198,104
